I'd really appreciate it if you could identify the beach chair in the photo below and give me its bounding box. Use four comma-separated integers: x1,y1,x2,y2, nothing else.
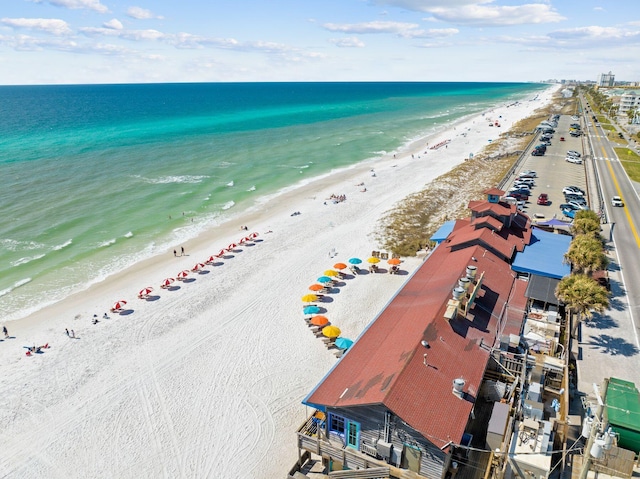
371,250,380,258
392,253,400,259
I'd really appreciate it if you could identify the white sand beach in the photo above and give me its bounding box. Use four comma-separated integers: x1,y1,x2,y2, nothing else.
0,86,557,478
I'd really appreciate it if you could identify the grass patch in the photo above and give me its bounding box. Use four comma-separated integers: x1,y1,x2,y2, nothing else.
614,147,640,181
600,123,615,131
375,91,569,256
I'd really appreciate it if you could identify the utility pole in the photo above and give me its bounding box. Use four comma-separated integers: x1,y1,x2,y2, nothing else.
579,379,609,479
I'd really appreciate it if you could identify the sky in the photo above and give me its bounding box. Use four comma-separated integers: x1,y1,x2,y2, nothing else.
0,0,639,85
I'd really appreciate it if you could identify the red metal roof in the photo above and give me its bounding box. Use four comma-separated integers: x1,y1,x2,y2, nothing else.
469,201,515,216
306,205,531,447
471,214,503,231
446,227,515,261
483,187,505,196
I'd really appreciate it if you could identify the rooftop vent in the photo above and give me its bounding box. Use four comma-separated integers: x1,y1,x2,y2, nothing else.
458,277,471,291
466,265,477,280
452,378,465,398
452,287,465,300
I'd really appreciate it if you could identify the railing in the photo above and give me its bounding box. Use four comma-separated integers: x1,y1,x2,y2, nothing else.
328,466,390,478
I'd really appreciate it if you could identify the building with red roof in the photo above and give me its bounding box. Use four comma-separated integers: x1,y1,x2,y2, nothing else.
296,191,537,478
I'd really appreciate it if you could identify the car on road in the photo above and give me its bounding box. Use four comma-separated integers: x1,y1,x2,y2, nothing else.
566,156,583,164
537,193,549,205
567,150,581,157
611,196,624,207
521,170,537,177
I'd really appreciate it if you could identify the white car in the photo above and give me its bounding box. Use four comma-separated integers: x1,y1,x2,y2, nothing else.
521,170,537,177
611,196,624,207
567,150,581,157
566,157,583,164
563,186,585,195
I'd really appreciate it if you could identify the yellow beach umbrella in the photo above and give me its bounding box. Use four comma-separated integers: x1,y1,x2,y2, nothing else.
323,269,339,277
367,257,380,264
301,294,318,303
322,325,341,338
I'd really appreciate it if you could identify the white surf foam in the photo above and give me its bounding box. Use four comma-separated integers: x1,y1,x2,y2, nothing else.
10,254,46,267
221,201,235,210
0,277,32,298
52,239,72,251
98,238,116,248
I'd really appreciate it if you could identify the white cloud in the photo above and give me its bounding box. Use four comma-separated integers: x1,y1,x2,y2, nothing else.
32,0,109,14
399,27,459,38
329,36,365,48
80,26,165,41
372,0,565,26
103,18,123,30
323,20,419,34
1,17,72,35
126,6,163,20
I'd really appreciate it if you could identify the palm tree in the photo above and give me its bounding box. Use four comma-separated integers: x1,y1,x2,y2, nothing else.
556,274,609,337
571,217,601,237
564,235,608,274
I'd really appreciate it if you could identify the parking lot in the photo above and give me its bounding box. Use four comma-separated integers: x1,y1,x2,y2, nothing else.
510,114,587,220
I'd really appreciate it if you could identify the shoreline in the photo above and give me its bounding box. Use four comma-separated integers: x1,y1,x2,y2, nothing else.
0,85,558,478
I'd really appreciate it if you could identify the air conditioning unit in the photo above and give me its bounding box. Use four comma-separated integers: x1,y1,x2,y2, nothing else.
376,440,393,461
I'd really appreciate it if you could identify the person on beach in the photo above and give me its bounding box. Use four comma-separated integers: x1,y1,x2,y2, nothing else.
65,328,70,337
173,249,177,257
70,330,75,338
3,325,8,338
181,246,185,256
103,313,109,320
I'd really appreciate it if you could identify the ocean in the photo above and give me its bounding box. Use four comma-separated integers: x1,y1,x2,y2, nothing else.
0,82,547,321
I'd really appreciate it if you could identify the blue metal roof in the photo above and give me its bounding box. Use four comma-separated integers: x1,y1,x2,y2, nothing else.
512,227,571,279
430,220,456,244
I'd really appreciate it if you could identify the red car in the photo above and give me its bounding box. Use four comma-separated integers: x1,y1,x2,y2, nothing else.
537,193,549,205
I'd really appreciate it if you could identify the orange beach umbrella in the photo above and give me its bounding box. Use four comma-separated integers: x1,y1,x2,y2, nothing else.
333,262,347,270
387,258,401,265
311,315,330,327
308,284,324,292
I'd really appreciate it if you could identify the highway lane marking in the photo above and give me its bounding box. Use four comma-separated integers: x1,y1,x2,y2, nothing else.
602,145,640,248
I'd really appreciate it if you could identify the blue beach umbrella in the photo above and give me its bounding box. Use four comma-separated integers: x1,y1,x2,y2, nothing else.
303,305,320,315
348,258,362,265
335,337,354,350
317,276,332,284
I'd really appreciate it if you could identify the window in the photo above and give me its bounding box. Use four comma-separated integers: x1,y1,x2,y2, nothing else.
329,414,345,435
328,413,360,450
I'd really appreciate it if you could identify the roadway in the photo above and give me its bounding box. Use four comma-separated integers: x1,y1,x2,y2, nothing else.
574,95,640,391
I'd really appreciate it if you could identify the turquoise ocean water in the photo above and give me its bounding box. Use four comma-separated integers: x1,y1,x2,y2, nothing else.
0,82,547,320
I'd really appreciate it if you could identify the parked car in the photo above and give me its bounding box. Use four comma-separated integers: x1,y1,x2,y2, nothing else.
567,150,581,157
559,203,581,211
516,178,535,185
567,201,588,210
563,186,585,196
537,193,549,205
611,196,624,207
570,131,582,137
532,149,544,156
507,192,529,201
566,157,583,164
560,137,565,141
521,170,537,177
571,115,580,121
562,208,576,219
564,195,587,204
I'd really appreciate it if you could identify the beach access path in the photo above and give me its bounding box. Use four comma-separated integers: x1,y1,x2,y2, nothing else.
0,86,558,479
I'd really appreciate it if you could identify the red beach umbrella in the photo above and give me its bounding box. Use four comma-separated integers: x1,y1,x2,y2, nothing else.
252,232,259,238
138,287,153,298
206,255,216,264
216,249,226,257
226,243,237,251
192,263,206,272
244,236,253,242
112,300,127,310
177,270,189,279
161,278,175,288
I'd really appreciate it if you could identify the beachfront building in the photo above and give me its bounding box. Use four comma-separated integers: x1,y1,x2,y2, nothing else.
618,91,640,114
295,189,561,478
597,72,615,88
